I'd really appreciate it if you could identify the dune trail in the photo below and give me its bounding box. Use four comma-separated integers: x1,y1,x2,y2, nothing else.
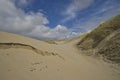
0,31,120,80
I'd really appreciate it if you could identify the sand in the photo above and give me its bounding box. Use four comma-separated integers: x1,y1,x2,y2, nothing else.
0,31,120,80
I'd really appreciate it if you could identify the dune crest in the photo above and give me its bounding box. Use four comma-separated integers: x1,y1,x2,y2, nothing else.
0,42,64,60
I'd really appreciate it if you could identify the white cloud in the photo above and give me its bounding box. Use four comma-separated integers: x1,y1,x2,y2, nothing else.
72,7,120,33
71,0,120,33
0,0,48,33
28,25,80,40
14,0,32,7
62,0,94,23
18,0,28,4
0,0,79,40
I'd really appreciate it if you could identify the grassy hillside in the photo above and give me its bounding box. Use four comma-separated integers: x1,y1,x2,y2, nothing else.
77,14,120,63
96,30,120,63
77,14,120,50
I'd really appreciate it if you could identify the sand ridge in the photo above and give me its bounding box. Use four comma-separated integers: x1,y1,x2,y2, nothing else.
0,31,120,80
0,42,65,60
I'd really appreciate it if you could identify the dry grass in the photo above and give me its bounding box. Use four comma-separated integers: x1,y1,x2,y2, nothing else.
78,14,120,49
44,40,57,44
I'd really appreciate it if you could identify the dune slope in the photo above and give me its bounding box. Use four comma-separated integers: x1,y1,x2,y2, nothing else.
0,31,120,80
78,14,120,49
77,14,120,64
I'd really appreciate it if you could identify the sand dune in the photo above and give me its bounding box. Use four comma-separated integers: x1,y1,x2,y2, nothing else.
0,31,120,80
0,43,64,60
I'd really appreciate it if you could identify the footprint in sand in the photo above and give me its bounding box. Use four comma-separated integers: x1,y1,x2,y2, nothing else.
8,69,12,72
6,53,9,55
29,61,49,72
31,62,41,65
57,69,60,71
39,68,42,71
29,68,36,72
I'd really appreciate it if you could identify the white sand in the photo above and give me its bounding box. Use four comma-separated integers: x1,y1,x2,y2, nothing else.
0,31,120,80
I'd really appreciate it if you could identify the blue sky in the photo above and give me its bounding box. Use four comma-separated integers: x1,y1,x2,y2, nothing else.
0,0,120,40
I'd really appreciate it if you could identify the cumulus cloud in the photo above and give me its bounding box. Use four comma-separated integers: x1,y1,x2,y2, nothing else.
0,0,79,40
27,25,80,40
62,0,94,23
0,0,48,33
